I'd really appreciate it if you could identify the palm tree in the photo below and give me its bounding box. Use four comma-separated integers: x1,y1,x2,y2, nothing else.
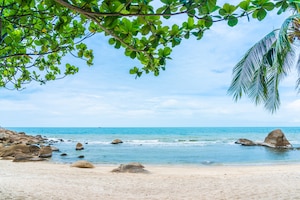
228,4,300,113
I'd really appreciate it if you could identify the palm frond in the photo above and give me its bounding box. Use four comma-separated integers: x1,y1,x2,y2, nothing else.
275,15,300,76
295,54,300,93
228,30,278,101
264,65,280,113
247,63,268,105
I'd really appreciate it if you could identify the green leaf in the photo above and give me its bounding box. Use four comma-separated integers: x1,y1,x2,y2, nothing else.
263,2,275,11
257,8,267,21
228,16,238,27
207,0,217,12
187,17,194,29
239,0,250,10
108,38,115,45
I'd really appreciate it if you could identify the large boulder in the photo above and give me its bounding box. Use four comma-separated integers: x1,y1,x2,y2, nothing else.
235,138,257,146
0,144,40,157
111,162,149,173
38,146,52,158
262,129,292,148
71,160,94,168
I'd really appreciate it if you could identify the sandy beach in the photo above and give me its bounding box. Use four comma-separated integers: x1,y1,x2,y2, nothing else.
1,161,300,200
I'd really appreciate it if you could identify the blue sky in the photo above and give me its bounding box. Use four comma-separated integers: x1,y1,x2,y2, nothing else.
1,7,299,127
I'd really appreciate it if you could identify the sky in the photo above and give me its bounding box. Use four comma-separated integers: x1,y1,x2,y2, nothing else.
1,5,300,127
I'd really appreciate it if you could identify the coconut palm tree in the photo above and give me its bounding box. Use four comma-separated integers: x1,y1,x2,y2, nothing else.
228,3,300,113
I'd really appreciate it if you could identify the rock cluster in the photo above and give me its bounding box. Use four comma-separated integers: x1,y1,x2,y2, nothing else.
235,129,293,149
0,128,46,145
0,128,51,162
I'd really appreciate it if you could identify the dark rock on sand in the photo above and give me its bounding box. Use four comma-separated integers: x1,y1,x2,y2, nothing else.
111,139,123,144
262,129,292,148
111,162,149,173
13,152,34,162
76,142,84,150
60,153,67,156
235,138,257,146
71,160,94,168
78,155,85,158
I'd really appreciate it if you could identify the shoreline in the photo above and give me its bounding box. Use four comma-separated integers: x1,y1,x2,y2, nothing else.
1,160,300,199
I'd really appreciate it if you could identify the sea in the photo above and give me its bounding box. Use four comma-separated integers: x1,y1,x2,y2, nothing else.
7,127,300,166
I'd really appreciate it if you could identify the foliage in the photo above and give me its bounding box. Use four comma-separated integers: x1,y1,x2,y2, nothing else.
228,1,300,113
0,0,294,89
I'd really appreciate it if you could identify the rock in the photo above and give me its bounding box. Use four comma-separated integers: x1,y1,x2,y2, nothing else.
29,157,47,162
60,153,67,156
262,129,292,148
0,144,39,157
76,142,84,150
13,153,34,162
38,146,52,158
71,161,94,168
0,133,7,141
235,138,257,146
0,128,46,146
78,155,84,158
29,145,41,154
50,146,59,151
111,139,123,144
111,162,149,173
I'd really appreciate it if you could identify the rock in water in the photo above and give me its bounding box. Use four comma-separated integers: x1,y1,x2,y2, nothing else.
263,129,292,148
76,142,84,150
71,161,94,168
50,146,59,151
111,139,123,144
235,138,257,146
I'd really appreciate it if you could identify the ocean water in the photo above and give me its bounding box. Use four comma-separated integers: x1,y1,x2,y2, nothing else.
7,127,300,166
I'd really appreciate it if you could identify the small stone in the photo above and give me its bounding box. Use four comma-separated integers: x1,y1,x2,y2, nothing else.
111,139,123,144
78,155,84,158
111,162,148,173
71,160,94,168
76,142,84,150
50,146,60,151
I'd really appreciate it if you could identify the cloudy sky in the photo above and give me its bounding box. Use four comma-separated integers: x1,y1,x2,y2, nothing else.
1,5,299,127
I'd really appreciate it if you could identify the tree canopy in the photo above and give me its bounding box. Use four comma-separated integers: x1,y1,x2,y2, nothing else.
1,0,293,90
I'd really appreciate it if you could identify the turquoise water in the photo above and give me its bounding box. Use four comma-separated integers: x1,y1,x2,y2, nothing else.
7,127,300,165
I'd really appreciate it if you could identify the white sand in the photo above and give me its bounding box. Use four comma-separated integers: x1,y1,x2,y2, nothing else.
1,160,300,200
